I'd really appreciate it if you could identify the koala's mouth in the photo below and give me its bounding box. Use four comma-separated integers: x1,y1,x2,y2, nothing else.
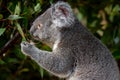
30,30,40,41
32,35,40,40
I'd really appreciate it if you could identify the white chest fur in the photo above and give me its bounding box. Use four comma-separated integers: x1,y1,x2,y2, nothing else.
53,39,60,51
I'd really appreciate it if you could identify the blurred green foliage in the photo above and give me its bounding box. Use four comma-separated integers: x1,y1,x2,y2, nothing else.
0,0,120,80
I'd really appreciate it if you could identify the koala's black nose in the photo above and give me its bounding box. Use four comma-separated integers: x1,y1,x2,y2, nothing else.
29,29,33,36
29,26,37,36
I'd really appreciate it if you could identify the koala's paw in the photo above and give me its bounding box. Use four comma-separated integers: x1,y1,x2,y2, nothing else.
21,41,32,48
21,41,34,55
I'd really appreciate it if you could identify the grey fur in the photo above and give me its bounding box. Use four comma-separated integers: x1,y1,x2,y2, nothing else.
21,1,120,80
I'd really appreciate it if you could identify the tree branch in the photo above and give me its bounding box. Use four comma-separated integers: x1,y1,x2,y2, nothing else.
0,32,21,56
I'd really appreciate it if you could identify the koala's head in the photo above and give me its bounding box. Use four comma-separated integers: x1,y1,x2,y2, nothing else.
30,1,75,47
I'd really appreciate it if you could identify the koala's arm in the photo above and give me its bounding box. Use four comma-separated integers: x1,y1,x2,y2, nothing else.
21,41,73,78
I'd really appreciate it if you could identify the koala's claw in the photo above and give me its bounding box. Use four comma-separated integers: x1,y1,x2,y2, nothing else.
21,41,32,48
21,41,29,46
22,41,28,45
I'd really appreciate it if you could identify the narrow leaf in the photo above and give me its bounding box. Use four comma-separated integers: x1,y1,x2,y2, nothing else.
0,14,3,19
34,3,41,12
8,15,23,20
39,67,44,78
0,28,6,36
15,22,26,41
0,59,6,65
14,2,21,15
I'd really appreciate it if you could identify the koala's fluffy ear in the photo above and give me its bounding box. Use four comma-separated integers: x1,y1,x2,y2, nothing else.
54,2,72,17
58,5,69,17
52,2,75,28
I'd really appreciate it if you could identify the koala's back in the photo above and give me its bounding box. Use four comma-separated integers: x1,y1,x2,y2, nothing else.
56,23,120,80
67,50,120,80
65,28,120,80
71,55,120,80
69,60,120,80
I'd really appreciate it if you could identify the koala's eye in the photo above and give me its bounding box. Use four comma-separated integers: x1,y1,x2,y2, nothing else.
51,7,55,15
45,20,52,27
37,23,43,29
53,17,56,20
52,7,55,12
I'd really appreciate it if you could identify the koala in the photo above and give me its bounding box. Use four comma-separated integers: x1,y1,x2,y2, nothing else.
21,1,120,80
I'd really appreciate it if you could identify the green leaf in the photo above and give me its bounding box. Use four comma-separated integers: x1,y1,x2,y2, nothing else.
112,5,119,14
6,58,19,63
14,2,21,15
13,46,26,60
113,50,120,60
7,15,23,20
0,28,6,36
0,59,6,65
34,3,41,12
104,5,112,15
39,67,44,78
109,5,120,22
15,22,26,41
18,68,29,74
50,0,53,4
0,14,3,19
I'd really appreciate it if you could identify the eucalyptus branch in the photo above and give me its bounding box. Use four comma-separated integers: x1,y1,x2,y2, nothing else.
0,32,21,56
